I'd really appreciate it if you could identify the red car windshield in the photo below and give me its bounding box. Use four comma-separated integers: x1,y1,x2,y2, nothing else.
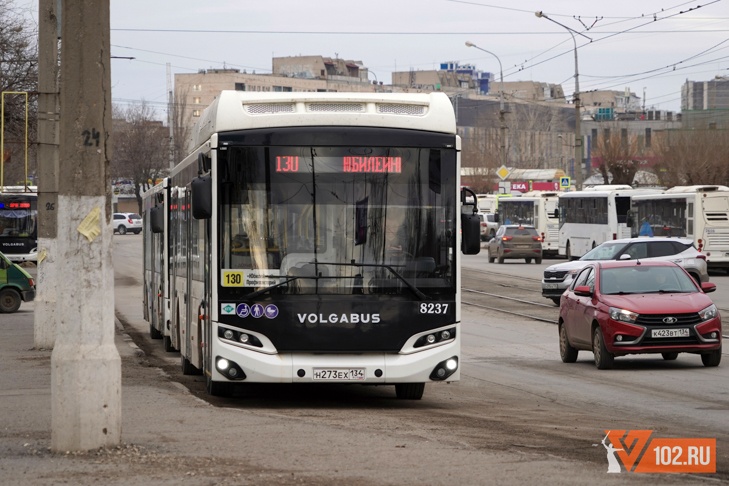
600,266,697,295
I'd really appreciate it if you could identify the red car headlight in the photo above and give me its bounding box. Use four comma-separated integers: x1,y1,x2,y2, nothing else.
609,306,638,324
699,304,718,321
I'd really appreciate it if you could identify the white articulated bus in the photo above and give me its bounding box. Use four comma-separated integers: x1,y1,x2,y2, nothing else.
142,177,174,351
145,91,481,399
558,185,660,259
497,191,560,257
629,185,729,271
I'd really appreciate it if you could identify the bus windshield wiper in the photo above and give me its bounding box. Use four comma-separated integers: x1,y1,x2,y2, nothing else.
243,273,358,299
243,260,430,300
316,260,429,300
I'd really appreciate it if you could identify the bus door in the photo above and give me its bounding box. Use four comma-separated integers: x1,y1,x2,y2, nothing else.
615,196,632,238
701,193,729,255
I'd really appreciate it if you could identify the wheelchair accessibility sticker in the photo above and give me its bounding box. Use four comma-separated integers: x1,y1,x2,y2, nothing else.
220,303,279,319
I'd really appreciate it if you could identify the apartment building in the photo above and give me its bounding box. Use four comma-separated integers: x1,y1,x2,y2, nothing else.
174,56,379,131
681,77,729,129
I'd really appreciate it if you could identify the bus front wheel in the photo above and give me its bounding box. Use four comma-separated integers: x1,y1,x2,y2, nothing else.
395,383,425,400
163,335,174,352
206,374,234,397
181,354,200,375
150,323,162,340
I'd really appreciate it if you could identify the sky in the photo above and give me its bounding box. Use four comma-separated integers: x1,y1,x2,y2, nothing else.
15,0,729,117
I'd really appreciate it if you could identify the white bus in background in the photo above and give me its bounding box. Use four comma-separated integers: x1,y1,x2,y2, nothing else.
629,185,729,271
558,185,660,260
497,191,560,257
477,193,512,214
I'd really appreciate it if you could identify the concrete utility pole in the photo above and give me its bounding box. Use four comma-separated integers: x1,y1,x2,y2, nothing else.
51,0,121,451
36,0,60,349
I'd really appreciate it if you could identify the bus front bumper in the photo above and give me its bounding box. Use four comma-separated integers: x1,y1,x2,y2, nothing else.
213,338,461,384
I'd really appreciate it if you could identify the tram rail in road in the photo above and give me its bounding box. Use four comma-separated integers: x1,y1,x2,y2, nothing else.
463,287,558,324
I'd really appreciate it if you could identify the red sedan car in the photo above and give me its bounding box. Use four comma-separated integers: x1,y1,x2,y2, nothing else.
558,260,722,369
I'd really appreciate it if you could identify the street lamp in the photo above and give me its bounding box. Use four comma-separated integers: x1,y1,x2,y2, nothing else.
535,11,587,190
465,41,507,169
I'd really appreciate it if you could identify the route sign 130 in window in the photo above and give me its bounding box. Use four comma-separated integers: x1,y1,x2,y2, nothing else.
275,155,402,174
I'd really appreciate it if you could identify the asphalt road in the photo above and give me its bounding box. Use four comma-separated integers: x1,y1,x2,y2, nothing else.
1,236,727,484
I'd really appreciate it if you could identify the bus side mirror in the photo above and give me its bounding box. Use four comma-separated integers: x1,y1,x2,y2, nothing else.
553,208,559,218
493,212,500,223
461,213,481,255
198,153,211,174
192,176,212,219
626,211,634,228
150,206,164,233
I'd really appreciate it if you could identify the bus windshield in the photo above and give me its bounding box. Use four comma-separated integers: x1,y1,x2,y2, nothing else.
218,145,456,297
631,199,688,238
499,200,535,226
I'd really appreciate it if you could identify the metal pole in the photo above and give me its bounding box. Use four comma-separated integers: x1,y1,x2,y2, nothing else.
534,12,584,190
465,41,507,168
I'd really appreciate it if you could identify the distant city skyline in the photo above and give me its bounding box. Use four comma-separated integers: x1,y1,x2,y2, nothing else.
14,0,729,116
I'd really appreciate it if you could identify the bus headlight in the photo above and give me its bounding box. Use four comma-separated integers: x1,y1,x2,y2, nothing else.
414,328,457,348
430,356,458,381
215,356,246,381
218,327,263,348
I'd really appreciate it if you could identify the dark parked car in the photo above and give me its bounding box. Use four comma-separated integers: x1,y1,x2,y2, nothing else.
558,260,722,369
487,224,542,264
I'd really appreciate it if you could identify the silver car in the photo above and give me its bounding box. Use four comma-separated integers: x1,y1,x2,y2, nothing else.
542,237,709,305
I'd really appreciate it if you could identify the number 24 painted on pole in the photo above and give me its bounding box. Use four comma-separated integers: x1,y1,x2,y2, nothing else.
82,128,100,147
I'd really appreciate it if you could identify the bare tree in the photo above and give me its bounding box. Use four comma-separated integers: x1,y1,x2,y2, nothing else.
171,86,191,164
112,101,169,213
458,98,574,191
652,129,729,187
0,0,38,186
591,124,645,185
459,124,501,193
507,102,565,170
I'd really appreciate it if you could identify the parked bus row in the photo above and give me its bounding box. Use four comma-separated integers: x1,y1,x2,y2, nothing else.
141,91,481,399
475,184,729,271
